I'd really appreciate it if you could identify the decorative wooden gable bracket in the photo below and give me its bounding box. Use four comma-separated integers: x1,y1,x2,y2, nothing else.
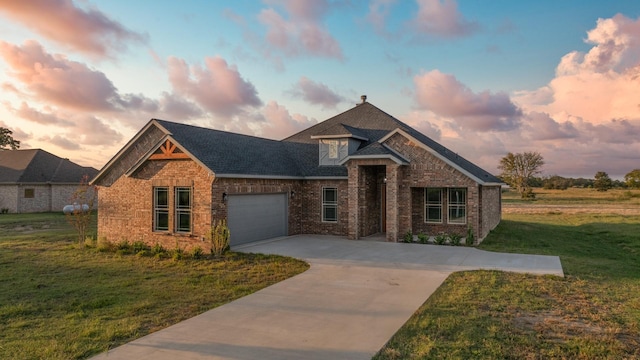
149,139,190,160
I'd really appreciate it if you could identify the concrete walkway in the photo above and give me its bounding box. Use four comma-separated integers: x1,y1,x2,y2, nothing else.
92,235,563,360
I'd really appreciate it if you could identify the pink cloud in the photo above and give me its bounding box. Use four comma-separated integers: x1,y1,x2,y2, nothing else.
365,0,397,37
409,0,479,39
13,102,74,127
0,0,146,58
39,135,81,150
167,56,262,117
259,101,317,139
258,0,343,59
0,40,120,111
522,112,578,141
413,70,521,131
289,77,345,108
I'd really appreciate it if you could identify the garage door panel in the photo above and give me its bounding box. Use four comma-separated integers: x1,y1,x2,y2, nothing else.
227,193,288,246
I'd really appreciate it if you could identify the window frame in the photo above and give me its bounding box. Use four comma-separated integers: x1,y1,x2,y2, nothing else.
447,188,467,225
322,187,338,223
153,187,169,232
24,188,35,199
174,187,192,233
424,188,443,223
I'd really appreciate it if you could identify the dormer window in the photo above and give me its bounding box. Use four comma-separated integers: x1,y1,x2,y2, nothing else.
328,140,338,159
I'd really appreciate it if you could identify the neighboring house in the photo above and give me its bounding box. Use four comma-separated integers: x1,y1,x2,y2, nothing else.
92,98,503,250
0,149,98,213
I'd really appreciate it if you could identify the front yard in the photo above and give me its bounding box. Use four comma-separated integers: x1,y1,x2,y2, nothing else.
0,213,308,359
375,189,640,359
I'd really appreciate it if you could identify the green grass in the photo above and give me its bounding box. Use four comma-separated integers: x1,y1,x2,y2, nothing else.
502,188,640,205
375,190,640,359
0,213,309,359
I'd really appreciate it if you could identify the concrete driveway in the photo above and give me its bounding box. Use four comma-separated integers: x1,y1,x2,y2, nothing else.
92,235,563,360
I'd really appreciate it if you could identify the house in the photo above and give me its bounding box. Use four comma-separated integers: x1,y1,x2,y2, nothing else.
92,98,503,250
0,149,98,213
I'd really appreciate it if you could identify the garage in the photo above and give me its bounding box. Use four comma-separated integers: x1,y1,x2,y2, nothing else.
227,193,288,246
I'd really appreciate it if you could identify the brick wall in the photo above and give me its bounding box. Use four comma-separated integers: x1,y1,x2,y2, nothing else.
0,185,18,213
383,132,494,242
479,185,501,241
300,179,348,236
98,159,213,252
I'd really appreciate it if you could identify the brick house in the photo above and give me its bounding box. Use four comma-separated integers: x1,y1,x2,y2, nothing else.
0,149,98,213
92,99,503,250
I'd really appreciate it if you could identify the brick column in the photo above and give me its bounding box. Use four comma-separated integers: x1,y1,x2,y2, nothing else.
385,164,399,242
347,163,360,239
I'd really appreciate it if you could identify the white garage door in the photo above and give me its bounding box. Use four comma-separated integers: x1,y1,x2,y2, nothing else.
227,193,288,246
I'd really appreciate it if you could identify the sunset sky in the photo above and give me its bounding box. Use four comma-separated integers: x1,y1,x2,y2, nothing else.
1,0,639,178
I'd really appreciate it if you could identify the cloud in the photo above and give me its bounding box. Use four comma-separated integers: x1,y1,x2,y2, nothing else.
0,0,147,58
167,56,262,117
75,115,123,146
39,135,81,150
289,77,345,108
12,102,74,127
258,101,317,139
257,0,343,59
413,70,522,131
365,0,397,38
408,0,479,39
0,40,122,111
521,112,578,141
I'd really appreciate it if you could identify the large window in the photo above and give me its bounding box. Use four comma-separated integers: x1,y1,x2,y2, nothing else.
153,187,169,231
322,187,338,222
24,188,35,198
425,188,443,223
175,187,192,233
448,188,467,224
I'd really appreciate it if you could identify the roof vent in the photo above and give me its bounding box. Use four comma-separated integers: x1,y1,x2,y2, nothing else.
360,95,367,103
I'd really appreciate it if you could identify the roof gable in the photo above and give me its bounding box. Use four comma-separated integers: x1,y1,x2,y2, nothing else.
0,149,97,184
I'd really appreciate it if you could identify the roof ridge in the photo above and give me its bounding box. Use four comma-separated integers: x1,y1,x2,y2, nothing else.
153,118,282,144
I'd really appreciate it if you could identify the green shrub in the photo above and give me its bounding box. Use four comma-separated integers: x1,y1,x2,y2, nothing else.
449,233,463,246
208,220,230,257
151,243,166,255
191,246,204,259
434,233,447,245
466,227,475,246
132,241,149,253
417,232,429,244
116,239,131,253
403,231,414,243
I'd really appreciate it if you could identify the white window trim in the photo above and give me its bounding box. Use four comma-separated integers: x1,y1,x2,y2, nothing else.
447,188,467,225
322,187,338,223
424,188,443,224
153,187,169,232
174,187,192,233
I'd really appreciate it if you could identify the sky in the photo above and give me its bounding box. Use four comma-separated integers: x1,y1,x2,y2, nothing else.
1,0,639,179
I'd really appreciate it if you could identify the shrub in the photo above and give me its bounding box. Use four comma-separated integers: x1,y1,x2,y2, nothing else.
208,220,231,257
132,241,149,253
449,233,463,246
434,233,447,245
191,246,204,259
151,243,166,256
466,227,475,246
116,239,131,253
403,231,414,243
417,232,429,244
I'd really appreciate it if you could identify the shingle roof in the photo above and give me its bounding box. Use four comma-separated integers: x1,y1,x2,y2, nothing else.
0,149,98,183
104,102,501,184
154,120,303,177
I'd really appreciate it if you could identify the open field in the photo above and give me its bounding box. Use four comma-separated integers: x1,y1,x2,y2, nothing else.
0,213,308,360
503,188,640,215
376,188,640,359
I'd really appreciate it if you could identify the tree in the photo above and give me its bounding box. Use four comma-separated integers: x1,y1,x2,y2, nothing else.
65,175,97,244
594,171,613,192
0,127,20,150
498,152,545,198
624,169,640,189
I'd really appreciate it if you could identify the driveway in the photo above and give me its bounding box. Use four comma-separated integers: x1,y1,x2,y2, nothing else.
92,235,563,360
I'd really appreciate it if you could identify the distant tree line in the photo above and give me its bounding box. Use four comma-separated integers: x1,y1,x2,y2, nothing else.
510,172,635,191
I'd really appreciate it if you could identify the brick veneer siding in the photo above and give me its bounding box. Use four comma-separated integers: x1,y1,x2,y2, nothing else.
383,132,494,242
300,179,348,236
97,159,213,252
479,185,501,240
212,177,305,236
0,184,90,213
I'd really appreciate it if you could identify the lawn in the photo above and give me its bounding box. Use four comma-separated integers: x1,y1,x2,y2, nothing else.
0,212,308,360
375,188,640,359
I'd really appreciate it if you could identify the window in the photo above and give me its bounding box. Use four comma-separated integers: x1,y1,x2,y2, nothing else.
448,188,467,224
322,187,338,222
153,187,169,231
24,188,35,198
425,188,442,223
175,187,192,233
328,140,338,159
